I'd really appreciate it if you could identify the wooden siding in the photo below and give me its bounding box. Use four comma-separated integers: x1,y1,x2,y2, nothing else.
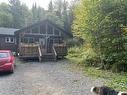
15,20,71,60
0,35,16,52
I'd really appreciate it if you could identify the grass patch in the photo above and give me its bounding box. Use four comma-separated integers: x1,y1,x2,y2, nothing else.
67,46,127,91
83,66,127,91
67,58,127,91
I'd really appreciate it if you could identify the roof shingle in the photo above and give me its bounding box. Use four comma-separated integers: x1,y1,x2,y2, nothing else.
0,27,19,35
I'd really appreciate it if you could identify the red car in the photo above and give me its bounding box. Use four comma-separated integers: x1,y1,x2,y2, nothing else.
0,50,15,73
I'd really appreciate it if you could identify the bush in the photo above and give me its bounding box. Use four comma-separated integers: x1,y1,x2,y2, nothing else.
112,63,127,73
102,52,127,72
66,38,83,48
67,40,127,72
67,44,99,67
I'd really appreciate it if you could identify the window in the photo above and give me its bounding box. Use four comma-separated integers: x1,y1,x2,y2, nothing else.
53,37,63,44
28,37,34,43
5,37,15,43
0,52,9,58
40,25,46,34
47,25,53,34
32,27,38,33
21,37,35,43
54,29,59,35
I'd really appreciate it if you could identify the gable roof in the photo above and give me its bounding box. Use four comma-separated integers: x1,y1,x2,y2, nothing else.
15,19,73,37
0,27,19,35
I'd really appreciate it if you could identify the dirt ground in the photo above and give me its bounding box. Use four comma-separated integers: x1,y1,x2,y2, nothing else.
0,59,102,95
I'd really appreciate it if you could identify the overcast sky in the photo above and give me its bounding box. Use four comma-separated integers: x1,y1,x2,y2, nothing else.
0,0,72,9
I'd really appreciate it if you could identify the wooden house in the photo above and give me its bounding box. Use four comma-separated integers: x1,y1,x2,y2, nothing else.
15,20,73,61
0,27,19,52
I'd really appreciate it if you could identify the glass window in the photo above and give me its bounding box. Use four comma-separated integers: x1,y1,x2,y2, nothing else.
32,27,38,33
47,25,53,34
54,29,59,35
28,37,34,43
0,52,9,58
5,37,15,43
6,37,9,42
40,25,46,34
10,38,14,43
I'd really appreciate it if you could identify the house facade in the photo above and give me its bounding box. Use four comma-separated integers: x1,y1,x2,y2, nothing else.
15,20,72,55
0,20,73,60
0,27,19,52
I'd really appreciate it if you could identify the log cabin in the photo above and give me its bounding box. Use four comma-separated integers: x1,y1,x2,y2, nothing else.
15,19,73,61
0,27,19,52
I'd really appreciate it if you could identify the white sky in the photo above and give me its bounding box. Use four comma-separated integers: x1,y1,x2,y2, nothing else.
0,0,72,9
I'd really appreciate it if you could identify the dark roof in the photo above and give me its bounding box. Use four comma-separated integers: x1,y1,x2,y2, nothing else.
15,19,73,37
0,27,19,35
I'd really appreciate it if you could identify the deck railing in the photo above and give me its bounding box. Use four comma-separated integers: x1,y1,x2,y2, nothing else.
53,46,57,60
38,45,42,57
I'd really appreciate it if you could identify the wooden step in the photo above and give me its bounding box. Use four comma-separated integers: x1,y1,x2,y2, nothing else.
39,53,57,62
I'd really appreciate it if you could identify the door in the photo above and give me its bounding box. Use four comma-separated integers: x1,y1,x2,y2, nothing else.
47,38,53,53
39,37,46,53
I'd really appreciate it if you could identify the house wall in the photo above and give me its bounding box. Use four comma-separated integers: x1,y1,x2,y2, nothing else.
0,35,17,52
16,20,72,54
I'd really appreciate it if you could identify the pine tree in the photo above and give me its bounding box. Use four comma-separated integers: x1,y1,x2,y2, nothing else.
48,0,53,12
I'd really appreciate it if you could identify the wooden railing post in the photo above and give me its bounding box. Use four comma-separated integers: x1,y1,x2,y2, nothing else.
53,46,57,61
38,45,42,62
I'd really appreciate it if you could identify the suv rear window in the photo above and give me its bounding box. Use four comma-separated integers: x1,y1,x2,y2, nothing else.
0,52,10,58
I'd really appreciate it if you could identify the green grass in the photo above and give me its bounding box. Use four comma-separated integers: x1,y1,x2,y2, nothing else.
67,57,127,91
82,66,127,91
67,46,127,91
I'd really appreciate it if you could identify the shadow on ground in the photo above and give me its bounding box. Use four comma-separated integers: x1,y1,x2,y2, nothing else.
0,72,12,77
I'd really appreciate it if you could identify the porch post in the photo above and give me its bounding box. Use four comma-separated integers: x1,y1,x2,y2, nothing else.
45,22,48,53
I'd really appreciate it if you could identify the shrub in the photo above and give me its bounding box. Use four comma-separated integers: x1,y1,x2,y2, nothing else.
103,52,127,72
66,38,83,48
67,44,99,67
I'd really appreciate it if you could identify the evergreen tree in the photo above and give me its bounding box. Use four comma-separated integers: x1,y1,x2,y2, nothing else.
31,3,45,23
72,0,127,72
48,0,53,12
0,3,13,27
9,0,22,28
54,0,63,18
9,0,32,28
63,0,70,32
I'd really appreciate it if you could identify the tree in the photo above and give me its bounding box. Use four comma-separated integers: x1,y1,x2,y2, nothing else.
47,0,73,31
20,3,32,27
48,0,53,12
53,0,63,18
31,3,45,23
63,0,70,32
9,0,32,28
0,3,13,27
9,0,22,28
72,0,127,72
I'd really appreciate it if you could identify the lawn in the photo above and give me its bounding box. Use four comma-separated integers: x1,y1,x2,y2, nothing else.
67,59,127,91
83,66,127,91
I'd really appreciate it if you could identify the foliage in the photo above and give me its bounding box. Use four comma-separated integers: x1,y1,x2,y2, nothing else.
82,66,127,91
48,0,74,32
9,0,32,28
0,0,73,33
31,4,45,23
66,44,97,66
70,0,127,72
66,38,83,47
0,3,13,27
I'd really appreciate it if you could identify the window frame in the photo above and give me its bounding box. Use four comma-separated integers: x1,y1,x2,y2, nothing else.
5,37,15,43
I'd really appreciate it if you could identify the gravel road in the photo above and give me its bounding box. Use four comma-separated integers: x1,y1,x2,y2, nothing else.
0,60,102,95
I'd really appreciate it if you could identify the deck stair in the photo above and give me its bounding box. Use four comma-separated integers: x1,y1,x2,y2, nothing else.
38,46,57,62
40,53,56,61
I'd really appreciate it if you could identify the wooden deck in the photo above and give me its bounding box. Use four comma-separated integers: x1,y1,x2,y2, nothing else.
18,43,66,61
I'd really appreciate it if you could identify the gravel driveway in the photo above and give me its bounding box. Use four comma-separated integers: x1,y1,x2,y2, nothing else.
0,59,102,95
